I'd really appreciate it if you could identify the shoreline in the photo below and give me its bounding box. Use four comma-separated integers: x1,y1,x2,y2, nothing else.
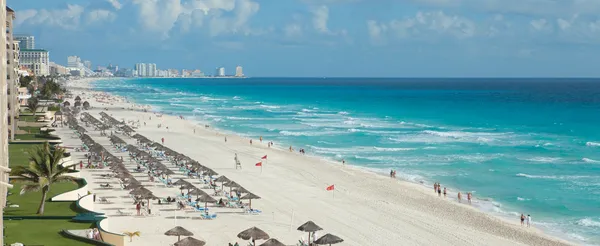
68,77,574,245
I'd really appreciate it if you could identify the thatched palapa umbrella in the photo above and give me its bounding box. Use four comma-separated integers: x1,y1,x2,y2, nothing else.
74,101,81,107
314,234,344,245
195,194,217,211
259,238,285,246
237,227,270,246
75,95,82,102
63,101,71,107
297,221,323,244
129,187,152,196
240,193,261,210
173,237,206,246
187,189,205,199
164,226,194,242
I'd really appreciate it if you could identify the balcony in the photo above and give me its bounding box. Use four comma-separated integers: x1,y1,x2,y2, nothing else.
17,94,32,100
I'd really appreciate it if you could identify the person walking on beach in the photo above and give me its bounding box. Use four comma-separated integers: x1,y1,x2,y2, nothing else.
520,214,525,226
443,187,447,198
467,192,472,204
458,192,462,203
250,139,253,145
80,161,83,170
434,183,438,193
225,136,227,142
437,186,442,197
161,137,165,144
527,215,532,227
136,202,141,216
260,136,263,142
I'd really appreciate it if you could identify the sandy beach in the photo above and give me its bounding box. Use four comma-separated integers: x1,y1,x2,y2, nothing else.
58,78,573,246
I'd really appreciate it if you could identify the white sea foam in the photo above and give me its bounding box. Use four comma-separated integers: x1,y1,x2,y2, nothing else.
582,158,600,164
225,116,254,120
517,197,530,201
260,105,280,109
279,130,344,137
576,218,600,228
233,96,241,100
170,103,195,109
516,173,558,179
338,111,349,115
586,141,600,147
520,157,563,163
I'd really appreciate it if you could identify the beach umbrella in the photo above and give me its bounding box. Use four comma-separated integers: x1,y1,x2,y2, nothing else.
314,234,344,245
237,227,270,246
75,96,82,102
174,237,206,246
173,179,191,186
124,183,143,190
224,181,241,195
259,239,286,246
188,189,205,199
195,194,217,211
74,101,81,107
297,221,323,244
83,101,91,110
63,101,71,107
164,226,194,242
129,187,152,196
233,187,250,194
214,176,230,183
241,193,261,210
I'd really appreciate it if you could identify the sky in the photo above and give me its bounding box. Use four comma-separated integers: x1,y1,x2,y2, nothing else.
9,0,600,77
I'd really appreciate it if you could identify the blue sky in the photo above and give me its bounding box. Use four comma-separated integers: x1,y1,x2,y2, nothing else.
9,0,600,77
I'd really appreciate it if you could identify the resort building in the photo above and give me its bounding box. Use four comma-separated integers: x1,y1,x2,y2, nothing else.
1,3,12,246
50,61,69,76
6,6,19,140
14,34,34,49
20,49,50,76
216,67,225,77
235,65,244,77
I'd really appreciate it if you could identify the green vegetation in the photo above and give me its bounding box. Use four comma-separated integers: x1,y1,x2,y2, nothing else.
4,220,95,246
15,126,60,141
19,75,34,88
48,105,61,111
11,142,78,215
39,78,65,100
19,115,38,122
8,143,42,168
4,182,82,216
27,98,40,116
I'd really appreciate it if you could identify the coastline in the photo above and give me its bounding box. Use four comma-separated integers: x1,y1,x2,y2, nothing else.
66,77,574,245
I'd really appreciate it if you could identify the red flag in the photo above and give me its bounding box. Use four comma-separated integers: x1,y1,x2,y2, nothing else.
326,185,335,191
255,162,262,167
261,155,267,160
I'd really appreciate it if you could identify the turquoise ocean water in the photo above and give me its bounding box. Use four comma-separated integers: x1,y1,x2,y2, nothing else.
94,78,600,244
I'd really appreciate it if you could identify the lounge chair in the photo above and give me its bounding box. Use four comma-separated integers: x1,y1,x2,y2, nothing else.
245,208,262,215
116,209,132,216
201,213,217,220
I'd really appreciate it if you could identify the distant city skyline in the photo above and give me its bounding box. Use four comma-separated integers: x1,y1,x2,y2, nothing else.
9,0,600,77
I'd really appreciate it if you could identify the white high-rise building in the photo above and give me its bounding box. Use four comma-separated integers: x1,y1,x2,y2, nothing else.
20,49,50,76
135,63,148,77
67,56,81,68
2,5,13,245
148,63,156,77
216,67,225,77
14,34,34,49
235,66,244,77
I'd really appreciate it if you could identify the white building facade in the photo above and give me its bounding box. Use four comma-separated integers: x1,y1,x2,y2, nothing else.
20,49,50,76
14,35,34,49
235,66,243,77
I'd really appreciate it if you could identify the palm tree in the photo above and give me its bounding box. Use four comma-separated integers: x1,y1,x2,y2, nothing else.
27,98,40,116
11,142,77,215
123,231,141,242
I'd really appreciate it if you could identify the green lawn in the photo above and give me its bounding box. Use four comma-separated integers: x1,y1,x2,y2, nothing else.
4,219,96,246
8,143,41,168
5,181,83,216
19,115,39,122
14,127,59,141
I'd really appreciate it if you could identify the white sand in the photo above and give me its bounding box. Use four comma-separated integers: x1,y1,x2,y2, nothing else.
59,78,573,246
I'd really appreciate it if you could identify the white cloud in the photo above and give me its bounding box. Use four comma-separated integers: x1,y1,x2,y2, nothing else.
530,19,552,32
15,4,85,30
131,0,260,38
312,6,330,34
376,11,476,41
284,24,303,38
366,20,387,44
87,9,117,24
107,0,122,10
